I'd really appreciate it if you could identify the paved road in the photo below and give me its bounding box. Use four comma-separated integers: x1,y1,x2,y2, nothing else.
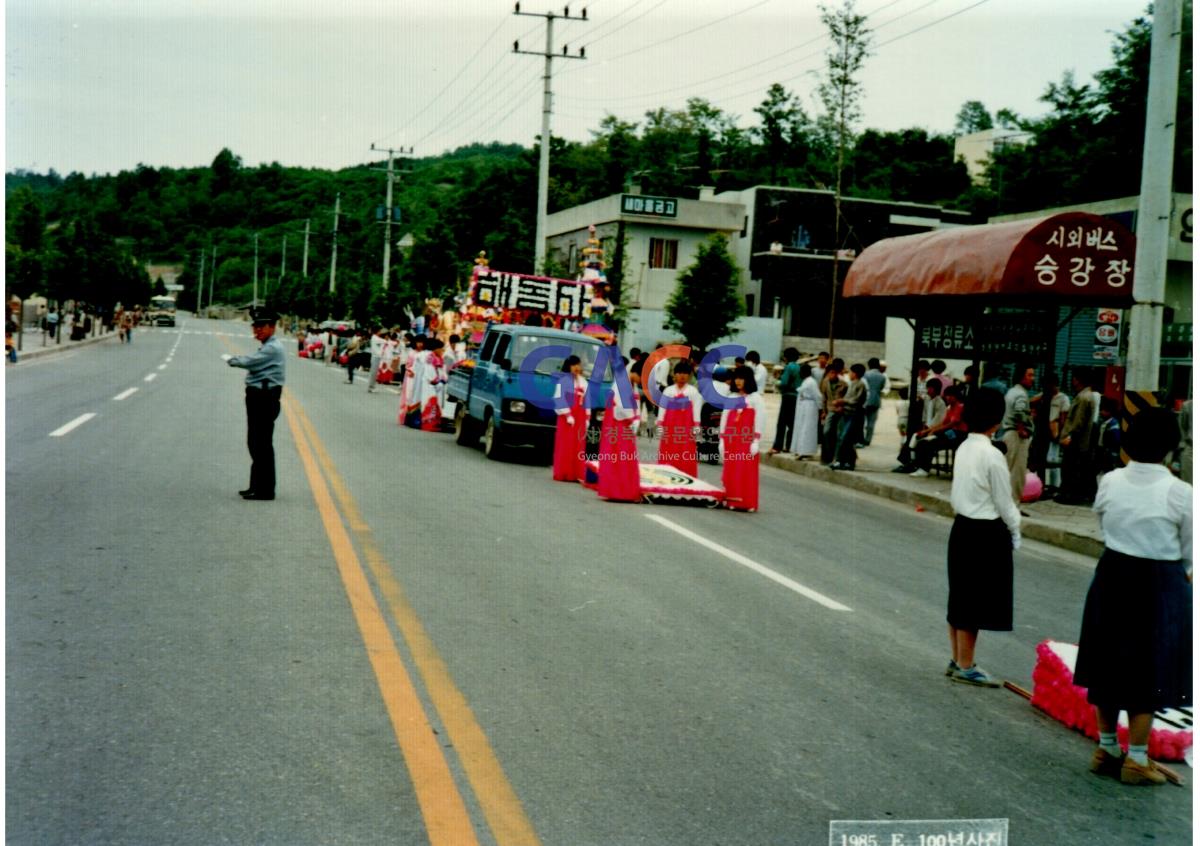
6,318,1192,845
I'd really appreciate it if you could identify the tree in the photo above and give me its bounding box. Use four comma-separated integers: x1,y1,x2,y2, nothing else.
954,100,993,134
664,234,743,351
817,0,871,354
754,84,804,184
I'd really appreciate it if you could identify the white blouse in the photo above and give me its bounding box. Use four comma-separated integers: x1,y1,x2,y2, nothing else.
719,392,766,440
1095,462,1192,571
659,383,702,425
949,433,1022,537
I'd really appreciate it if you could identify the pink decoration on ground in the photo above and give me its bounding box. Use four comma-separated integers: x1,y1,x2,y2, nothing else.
1030,640,1192,761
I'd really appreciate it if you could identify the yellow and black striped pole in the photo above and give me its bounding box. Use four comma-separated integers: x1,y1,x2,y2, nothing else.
1120,390,1160,464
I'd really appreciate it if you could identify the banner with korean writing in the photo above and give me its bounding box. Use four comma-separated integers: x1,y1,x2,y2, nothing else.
471,269,593,318
1009,213,1136,299
917,314,1053,362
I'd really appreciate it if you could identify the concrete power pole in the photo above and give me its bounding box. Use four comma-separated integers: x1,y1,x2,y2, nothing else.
514,3,587,274
303,218,311,277
370,144,413,290
253,232,260,308
208,245,217,314
1125,0,1183,394
330,194,341,295
196,249,206,317
279,235,287,288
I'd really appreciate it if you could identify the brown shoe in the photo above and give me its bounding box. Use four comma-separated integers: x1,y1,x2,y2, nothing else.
1120,757,1167,786
1089,747,1124,779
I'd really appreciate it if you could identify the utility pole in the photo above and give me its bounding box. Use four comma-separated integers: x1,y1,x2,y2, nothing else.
196,249,206,317
330,193,341,294
280,235,287,286
303,218,311,277
514,3,587,274
253,232,260,308
1125,0,1182,394
208,245,217,314
371,144,412,290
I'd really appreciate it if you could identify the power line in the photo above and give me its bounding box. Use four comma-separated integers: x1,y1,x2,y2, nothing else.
875,0,990,48
412,50,536,148
406,19,547,149
557,0,914,101
570,0,657,48
577,0,667,50
565,0,775,73
560,0,991,121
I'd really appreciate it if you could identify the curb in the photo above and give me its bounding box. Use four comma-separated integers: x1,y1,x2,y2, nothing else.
10,331,120,362
762,453,1104,559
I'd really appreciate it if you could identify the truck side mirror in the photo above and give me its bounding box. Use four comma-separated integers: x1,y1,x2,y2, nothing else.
498,358,512,371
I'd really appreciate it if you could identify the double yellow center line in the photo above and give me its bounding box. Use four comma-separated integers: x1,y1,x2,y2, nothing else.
278,385,540,845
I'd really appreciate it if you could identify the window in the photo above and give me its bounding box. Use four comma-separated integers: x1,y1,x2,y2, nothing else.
479,332,499,363
648,238,678,269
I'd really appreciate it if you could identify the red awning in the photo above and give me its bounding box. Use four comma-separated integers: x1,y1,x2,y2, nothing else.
842,211,1135,304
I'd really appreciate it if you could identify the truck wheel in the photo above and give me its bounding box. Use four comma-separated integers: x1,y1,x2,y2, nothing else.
483,414,506,461
454,404,478,445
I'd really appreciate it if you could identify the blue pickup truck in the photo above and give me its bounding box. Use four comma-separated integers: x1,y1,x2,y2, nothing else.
447,324,613,460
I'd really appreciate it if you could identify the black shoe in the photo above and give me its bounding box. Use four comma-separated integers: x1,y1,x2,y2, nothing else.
239,488,255,497
242,491,275,500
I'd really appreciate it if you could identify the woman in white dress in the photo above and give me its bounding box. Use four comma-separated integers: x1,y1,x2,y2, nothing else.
790,364,820,458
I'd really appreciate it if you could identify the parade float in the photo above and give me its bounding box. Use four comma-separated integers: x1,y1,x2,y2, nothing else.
1029,640,1192,763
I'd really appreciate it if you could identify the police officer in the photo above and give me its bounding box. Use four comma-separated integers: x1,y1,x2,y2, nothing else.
224,308,285,500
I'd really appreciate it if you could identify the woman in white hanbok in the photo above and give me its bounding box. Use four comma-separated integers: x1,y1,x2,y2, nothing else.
790,364,820,458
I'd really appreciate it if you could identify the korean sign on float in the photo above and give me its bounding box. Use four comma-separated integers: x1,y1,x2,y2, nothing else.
470,269,593,318
1092,308,1123,362
1007,212,1137,299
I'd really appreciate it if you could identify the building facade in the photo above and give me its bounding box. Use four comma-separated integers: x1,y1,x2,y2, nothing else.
716,185,974,354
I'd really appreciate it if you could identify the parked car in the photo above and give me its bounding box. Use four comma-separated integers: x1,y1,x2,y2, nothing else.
447,324,614,461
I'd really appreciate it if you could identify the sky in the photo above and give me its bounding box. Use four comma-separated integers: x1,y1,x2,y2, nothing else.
5,0,1153,176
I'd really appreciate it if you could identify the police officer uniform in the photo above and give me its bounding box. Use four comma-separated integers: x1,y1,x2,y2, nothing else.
226,308,286,500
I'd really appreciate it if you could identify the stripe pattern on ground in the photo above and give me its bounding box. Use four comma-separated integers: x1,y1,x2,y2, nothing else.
289,398,542,846
644,513,853,611
49,413,97,437
280,393,481,846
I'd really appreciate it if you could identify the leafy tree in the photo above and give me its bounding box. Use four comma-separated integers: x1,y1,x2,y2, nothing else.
954,100,993,134
818,0,871,353
664,234,743,351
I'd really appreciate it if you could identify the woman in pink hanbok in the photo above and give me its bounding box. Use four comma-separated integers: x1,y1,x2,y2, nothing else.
553,356,589,482
656,361,702,476
597,367,641,502
720,366,765,512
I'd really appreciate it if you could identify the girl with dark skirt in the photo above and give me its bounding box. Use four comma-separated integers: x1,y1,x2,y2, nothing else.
945,388,1021,687
1073,407,1192,786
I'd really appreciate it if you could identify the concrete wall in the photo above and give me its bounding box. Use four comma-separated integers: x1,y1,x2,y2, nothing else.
782,334,887,368
622,308,784,361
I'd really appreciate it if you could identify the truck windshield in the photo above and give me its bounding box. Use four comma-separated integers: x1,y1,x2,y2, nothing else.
508,335,603,377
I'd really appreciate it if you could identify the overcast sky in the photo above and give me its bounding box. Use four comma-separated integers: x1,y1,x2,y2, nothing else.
6,0,1151,176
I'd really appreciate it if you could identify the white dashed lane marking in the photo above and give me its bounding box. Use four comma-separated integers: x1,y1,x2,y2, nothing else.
49,413,97,438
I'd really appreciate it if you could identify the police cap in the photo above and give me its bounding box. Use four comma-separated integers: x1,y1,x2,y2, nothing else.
249,308,278,326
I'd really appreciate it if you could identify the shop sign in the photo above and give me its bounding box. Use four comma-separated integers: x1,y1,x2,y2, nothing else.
471,269,592,318
916,314,1052,361
1010,213,1136,299
1092,308,1123,362
620,194,678,218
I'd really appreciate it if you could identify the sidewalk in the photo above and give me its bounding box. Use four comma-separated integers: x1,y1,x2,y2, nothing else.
755,390,1104,558
8,327,120,363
